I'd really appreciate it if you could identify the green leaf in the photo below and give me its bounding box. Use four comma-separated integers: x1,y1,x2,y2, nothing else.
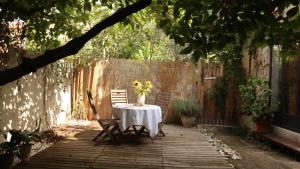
84,2,92,12
287,7,298,18
291,0,299,6
180,46,193,54
173,1,181,18
192,50,202,62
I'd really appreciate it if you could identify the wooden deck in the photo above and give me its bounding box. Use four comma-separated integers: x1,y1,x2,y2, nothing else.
14,125,232,169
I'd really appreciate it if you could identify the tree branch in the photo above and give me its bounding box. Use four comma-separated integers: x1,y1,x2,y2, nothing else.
0,0,152,85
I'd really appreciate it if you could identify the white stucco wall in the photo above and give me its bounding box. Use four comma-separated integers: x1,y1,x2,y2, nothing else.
0,64,72,132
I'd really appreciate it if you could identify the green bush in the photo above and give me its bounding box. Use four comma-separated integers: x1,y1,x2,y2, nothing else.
239,77,274,122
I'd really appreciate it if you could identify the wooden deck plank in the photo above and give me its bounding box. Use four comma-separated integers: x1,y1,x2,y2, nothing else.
13,125,232,169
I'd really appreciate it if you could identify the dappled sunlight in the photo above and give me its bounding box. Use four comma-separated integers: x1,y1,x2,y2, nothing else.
46,83,71,125
60,140,73,144
1,1,300,168
0,72,43,131
13,125,235,169
0,62,72,132
65,137,79,140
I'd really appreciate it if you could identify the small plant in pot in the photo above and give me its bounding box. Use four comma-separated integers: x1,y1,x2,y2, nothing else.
239,77,274,132
16,119,41,163
0,130,16,169
13,129,41,162
171,97,202,127
0,119,41,167
0,128,41,168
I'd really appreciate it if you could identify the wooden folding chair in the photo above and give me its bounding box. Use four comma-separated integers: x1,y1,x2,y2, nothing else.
110,89,128,105
110,89,140,134
87,90,120,144
155,92,172,137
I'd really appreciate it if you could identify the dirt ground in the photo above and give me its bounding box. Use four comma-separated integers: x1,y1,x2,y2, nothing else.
199,125,300,169
40,121,98,143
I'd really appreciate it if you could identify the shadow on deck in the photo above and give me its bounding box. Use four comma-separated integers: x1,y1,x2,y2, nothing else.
14,125,232,169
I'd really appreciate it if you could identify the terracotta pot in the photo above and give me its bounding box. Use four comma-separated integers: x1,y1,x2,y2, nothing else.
0,153,14,169
181,115,196,127
255,121,270,133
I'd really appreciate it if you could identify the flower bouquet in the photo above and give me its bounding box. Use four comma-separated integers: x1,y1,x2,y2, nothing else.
132,80,153,105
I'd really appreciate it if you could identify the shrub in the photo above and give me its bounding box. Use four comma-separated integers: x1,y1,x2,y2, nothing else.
239,77,274,122
171,97,202,117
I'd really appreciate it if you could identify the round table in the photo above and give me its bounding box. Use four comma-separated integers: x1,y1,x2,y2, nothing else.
112,103,162,138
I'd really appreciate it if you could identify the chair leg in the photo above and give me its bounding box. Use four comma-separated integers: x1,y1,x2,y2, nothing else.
159,129,166,137
132,125,139,135
113,127,122,136
94,125,120,145
105,125,119,144
158,123,166,137
138,126,146,136
117,126,122,135
93,130,105,141
124,126,130,132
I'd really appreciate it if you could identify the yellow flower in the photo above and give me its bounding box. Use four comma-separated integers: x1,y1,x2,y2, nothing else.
132,80,153,96
145,81,152,89
132,80,141,88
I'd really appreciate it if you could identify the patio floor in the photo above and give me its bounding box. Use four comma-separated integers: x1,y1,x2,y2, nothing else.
14,125,233,169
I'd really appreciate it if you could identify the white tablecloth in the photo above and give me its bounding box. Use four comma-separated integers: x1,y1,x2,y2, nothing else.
112,103,162,138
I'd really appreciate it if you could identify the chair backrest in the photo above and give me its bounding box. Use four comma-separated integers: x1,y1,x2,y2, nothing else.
110,89,128,105
155,92,172,121
87,90,100,120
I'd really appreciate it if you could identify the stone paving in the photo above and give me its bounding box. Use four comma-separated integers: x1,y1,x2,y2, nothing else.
200,126,300,169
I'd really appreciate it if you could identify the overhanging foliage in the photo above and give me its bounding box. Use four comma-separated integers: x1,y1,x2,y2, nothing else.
0,0,152,85
157,0,300,60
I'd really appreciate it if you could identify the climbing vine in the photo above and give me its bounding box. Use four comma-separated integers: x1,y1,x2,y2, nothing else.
210,46,246,119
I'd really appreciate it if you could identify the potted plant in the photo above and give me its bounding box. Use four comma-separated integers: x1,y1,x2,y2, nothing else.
16,119,41,162
13,129,41,162
0,128,42,168
0,130,18,169
0,119,41,167
171,97,202,127
239,77,274,132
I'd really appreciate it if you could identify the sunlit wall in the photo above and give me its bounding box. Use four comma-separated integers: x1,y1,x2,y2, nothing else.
0,64,72,132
